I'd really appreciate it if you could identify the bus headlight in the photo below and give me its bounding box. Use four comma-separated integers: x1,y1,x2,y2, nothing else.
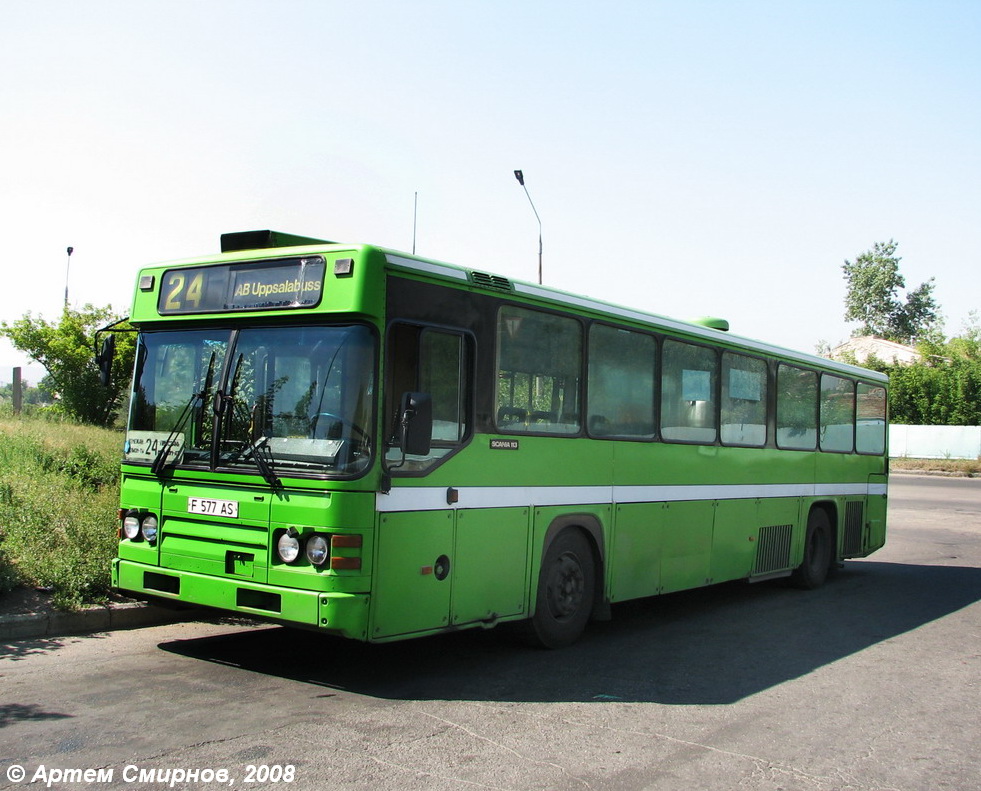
305,535,329,566
277,531,300,563
141,514,159,543
122,512,141,540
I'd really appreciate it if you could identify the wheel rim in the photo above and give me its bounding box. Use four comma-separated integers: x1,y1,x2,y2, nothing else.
546,552,585,620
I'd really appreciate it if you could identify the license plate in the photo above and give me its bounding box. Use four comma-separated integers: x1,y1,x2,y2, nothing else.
187,497,239,518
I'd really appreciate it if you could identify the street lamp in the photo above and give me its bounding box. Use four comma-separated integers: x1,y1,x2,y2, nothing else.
513,170,542,285
64,246,74,308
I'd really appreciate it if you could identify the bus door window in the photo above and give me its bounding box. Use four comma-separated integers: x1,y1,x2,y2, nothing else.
496,306,582,434
385,323,470,472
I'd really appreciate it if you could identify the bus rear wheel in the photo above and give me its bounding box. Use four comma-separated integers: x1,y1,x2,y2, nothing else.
792,508,833,589
527,529,595,649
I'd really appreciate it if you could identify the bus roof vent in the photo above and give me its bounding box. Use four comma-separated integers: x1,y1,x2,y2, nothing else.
470,271,513,292
692,316,730,332
220,230,334,253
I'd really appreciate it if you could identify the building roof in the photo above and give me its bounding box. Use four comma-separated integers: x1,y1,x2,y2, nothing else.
830,336,921,365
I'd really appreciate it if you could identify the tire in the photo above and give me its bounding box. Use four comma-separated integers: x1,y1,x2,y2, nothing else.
791,508,833,590
526,529,595,649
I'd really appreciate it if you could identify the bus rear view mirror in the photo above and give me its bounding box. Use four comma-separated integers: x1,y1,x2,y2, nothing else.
399,392,432,456
96,334,116,388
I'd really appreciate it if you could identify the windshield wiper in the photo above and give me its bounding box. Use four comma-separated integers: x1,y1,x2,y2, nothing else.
237,435,281,489
151,350,217,476
151,391,202,476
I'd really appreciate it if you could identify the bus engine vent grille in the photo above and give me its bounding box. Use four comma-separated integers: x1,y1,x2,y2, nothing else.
843,501,864,555
470,271,513,292
753,524,793,575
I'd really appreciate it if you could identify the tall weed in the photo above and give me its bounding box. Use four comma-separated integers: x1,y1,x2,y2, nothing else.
0,415,122,609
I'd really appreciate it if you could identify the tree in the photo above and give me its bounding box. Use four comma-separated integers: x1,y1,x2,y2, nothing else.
842,240,941,345
1,305,136,426
0,380,49,406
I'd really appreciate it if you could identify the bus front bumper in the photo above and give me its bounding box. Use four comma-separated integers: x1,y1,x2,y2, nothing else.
113,559,370,641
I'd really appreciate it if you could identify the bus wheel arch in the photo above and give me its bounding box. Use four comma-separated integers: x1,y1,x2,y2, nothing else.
792,503,836,589
527,518,603,648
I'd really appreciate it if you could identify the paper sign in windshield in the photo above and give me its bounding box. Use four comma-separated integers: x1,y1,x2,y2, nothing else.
125,431,185,464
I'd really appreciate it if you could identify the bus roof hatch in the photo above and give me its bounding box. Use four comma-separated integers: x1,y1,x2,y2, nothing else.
220,230,335,253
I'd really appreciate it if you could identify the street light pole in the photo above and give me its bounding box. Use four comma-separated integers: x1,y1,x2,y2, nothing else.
513,170,542,284
64,246,74,308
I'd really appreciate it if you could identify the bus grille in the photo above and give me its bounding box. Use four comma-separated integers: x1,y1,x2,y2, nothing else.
843,501,864,555
754,524,793,575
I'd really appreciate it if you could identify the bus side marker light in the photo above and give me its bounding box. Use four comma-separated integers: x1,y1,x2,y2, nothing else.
330,557,361,571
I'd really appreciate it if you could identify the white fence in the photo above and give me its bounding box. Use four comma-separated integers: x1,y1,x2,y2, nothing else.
889,425,981,460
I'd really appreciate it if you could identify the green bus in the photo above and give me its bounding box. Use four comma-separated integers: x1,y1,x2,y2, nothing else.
107,230,888,647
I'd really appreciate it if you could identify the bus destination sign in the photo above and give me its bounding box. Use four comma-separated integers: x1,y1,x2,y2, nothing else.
158,257,326,314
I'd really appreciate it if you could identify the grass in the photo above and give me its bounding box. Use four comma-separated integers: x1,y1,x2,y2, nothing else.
0,406,122,610
890,457,981,476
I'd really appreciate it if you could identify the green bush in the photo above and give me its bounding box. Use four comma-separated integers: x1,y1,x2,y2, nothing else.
0,547,18,595
0,415,121,610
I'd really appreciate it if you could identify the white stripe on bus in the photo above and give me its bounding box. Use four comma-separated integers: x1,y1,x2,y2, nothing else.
376,481,888,513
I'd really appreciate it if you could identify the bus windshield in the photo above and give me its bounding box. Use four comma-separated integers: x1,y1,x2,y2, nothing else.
126,324,375,477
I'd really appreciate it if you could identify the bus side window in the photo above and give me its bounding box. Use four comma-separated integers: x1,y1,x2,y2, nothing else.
856,383,887,454
776,365,818,450
820,374,856,453
496,306,581,435
721,352,767,447
660,339,718,443
587,324,656,439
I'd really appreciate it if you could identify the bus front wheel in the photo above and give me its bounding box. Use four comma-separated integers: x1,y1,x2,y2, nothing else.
792,508,833,589
527,529,595,649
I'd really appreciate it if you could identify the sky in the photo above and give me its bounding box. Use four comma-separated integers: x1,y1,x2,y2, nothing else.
2,0,979,385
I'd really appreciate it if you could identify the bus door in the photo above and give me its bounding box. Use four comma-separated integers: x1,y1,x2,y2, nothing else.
372,323,529,639
373,505,530,640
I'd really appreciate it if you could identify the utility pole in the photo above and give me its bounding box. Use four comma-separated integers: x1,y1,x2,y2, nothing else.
12,367,22,414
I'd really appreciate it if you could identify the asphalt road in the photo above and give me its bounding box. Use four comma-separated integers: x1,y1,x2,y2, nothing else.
2,474,980,791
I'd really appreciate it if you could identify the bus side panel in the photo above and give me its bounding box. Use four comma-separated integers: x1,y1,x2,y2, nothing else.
710,499,759,583
451,507,530,626
659,500,714,594
372,510,454,640
866,473,887,553
610,503,663,602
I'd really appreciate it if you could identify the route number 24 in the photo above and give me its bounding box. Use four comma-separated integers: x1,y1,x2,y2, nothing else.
164,272,205,310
